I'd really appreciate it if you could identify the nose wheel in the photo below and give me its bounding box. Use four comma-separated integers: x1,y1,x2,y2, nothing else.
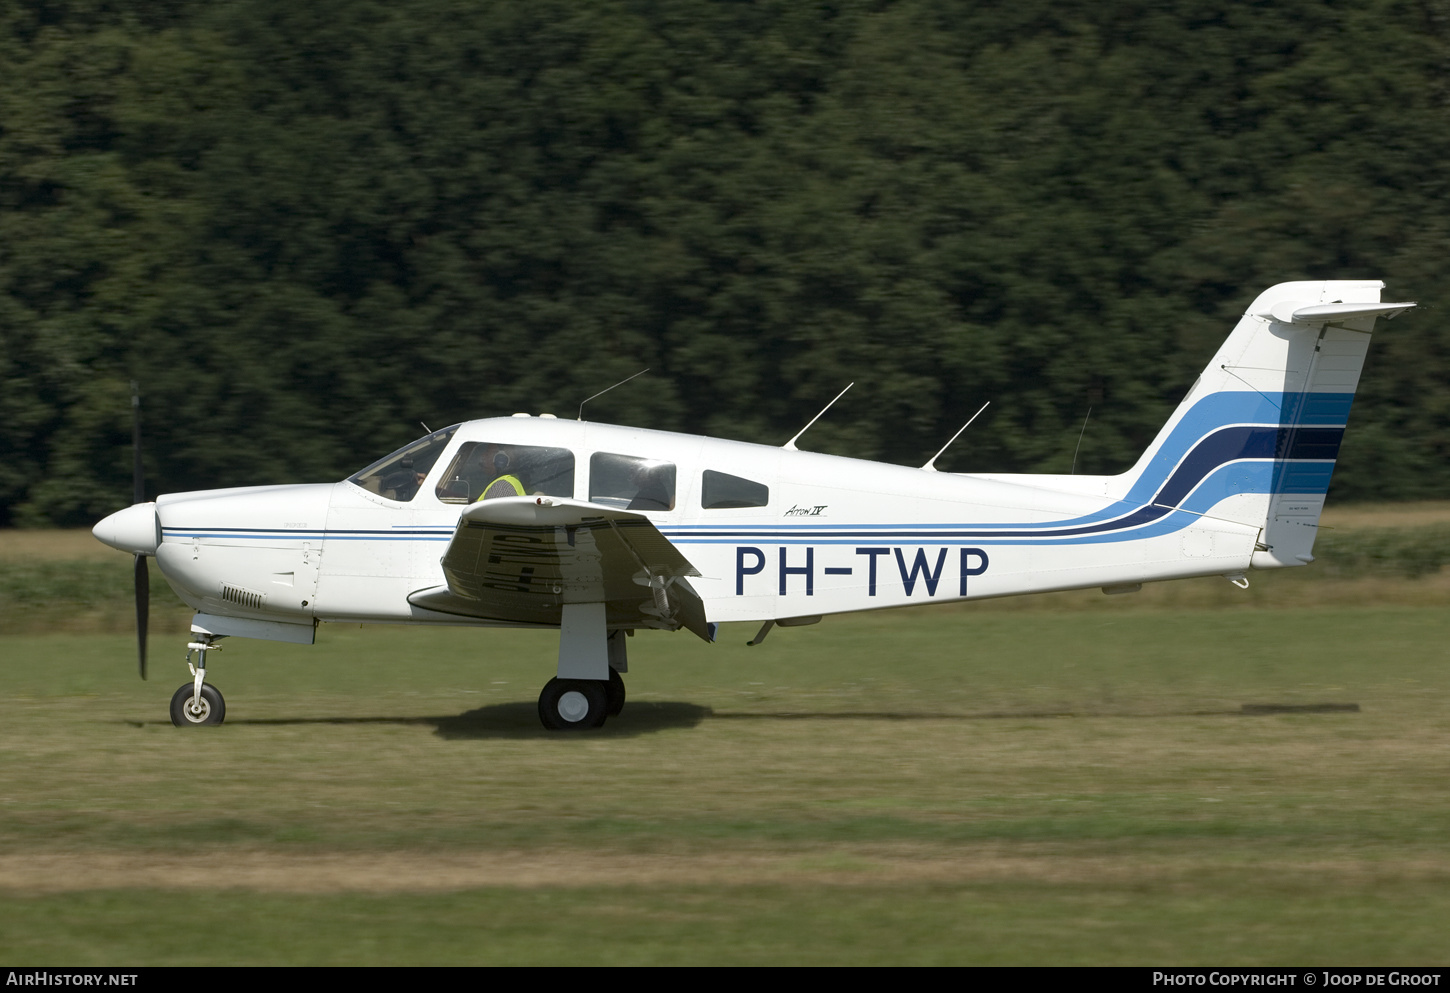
170,682,225,726
169,636,226,727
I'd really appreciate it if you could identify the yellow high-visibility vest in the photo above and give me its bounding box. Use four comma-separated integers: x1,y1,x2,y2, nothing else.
478,474,525,500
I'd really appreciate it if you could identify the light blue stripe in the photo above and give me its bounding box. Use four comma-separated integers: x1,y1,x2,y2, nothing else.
1120,391,1350,507
1274,461,1336,493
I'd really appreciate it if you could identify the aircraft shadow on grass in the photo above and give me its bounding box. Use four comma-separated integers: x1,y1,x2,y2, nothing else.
174,700,714,739
431,700,712,739
131,701,1356,739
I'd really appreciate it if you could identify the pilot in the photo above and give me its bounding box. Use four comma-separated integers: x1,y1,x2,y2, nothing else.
380,457,426,501
477,451,525,500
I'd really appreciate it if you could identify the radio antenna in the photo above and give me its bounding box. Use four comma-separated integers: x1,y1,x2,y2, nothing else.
783,383,853,451
1071,406,1092,475
578,368,649,421
921,401,990,472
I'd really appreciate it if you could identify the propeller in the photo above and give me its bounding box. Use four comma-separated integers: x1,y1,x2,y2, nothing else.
131,381,148,680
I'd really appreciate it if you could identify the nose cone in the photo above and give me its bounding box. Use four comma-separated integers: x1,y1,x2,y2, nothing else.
93,502,160,555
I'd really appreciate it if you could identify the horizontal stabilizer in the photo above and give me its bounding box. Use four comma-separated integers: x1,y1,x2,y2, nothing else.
1264,300,1416,326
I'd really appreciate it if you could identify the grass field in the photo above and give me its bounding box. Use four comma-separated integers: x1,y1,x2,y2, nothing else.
2,513,1449,964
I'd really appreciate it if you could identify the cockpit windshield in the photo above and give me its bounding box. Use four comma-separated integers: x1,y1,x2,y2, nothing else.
347,424,460,502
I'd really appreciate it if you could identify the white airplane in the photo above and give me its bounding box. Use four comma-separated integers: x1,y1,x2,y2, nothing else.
94,280,1414,730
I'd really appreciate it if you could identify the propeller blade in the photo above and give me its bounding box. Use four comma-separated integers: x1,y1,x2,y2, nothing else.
135,553,149,680
135,550,149,681
131,382,147,680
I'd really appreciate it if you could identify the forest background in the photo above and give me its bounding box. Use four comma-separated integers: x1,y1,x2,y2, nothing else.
2,0,1447,528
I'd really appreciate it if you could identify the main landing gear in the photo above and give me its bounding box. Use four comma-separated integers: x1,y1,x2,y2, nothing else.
538,677,607,730
170,635,226,727
537,606,628,731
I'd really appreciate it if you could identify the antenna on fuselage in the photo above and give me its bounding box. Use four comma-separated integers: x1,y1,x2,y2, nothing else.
921,401,990,472
578,368,649,421
1071,406,1092,475
782,383,853,451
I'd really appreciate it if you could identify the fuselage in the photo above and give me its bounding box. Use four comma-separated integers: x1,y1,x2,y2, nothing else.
111,415,1260,636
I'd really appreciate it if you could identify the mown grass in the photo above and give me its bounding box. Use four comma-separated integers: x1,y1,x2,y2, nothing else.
1,603,1448,964
6,878,1449,966
4,508,1449,963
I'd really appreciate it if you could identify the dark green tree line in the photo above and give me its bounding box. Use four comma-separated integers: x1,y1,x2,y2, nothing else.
3,0,1448,526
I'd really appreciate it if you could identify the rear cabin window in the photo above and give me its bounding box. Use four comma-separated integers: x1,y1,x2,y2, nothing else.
701,470,769,509
589,453,676,511
435,442,575,504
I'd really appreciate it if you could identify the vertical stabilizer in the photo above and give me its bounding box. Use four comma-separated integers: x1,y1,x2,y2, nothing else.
1116,281,1413,569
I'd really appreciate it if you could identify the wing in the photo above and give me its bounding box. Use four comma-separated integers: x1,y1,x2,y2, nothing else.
407,496,713,641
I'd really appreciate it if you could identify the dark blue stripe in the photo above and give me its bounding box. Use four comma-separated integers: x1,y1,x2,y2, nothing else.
1283,427,1343,461
1154,426,1342,507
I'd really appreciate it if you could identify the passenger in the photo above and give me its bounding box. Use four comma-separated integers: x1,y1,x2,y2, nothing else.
626,461,673,511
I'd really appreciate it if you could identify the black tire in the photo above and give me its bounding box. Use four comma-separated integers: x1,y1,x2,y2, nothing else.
170,682,225,727
538,677,607,731
606,668,626,716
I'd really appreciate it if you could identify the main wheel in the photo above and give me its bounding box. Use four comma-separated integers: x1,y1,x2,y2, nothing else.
606,668,626,716
538,677,608,731
170,682,225,727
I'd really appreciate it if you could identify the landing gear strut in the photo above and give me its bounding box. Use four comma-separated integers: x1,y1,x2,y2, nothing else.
171,636,226,727
537,605,629,731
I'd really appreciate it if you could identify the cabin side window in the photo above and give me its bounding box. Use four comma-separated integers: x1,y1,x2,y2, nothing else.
589,453,676,511
700,470,769,509
435,442,575,504
348,425,461,502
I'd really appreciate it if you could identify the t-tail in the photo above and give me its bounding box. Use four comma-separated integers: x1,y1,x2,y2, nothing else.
1115,280,1414,569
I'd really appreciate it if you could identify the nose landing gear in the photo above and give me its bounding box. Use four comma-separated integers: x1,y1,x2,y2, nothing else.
170,636,226,727
170,681,225,726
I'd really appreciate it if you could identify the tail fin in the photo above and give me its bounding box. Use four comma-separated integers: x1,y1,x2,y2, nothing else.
1120,280,1414,568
